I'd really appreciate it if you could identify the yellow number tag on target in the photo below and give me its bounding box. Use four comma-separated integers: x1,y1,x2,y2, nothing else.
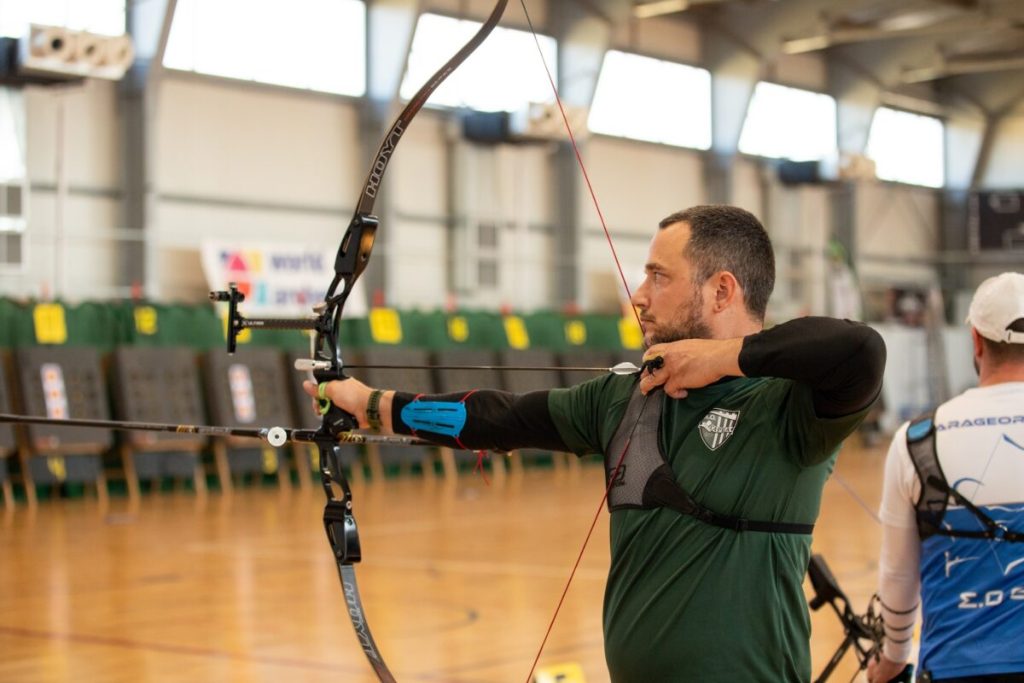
369,308,403,345
618,315,643,350
33,303,68,344
46,456,67,482
447,316,470,343
261,447,278,474
134,306,159,336
503,316,530,349
564,320,587,346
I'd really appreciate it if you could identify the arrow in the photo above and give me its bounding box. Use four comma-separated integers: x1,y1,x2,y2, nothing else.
0,414,433,448
294,360,654,375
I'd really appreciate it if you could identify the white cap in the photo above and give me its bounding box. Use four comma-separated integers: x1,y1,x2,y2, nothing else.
966,272,1024,344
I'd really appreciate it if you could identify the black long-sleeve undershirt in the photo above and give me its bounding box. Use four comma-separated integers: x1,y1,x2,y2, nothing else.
392,317,886,450
739,317,886,418
392,389,565,452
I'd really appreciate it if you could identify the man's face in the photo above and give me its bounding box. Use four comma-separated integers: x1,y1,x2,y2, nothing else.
630,221,711,347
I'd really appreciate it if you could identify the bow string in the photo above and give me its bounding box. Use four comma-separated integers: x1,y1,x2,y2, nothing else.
510,3,658,679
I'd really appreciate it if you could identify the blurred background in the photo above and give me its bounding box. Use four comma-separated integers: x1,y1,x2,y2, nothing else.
1,1,1023,680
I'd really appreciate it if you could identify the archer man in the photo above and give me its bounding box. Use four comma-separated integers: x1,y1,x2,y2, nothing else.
306,204,887,683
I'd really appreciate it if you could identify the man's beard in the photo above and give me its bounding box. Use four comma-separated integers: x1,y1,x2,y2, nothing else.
645,291,712,345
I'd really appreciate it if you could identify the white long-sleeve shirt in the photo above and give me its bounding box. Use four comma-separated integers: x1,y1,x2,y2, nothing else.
877,382,1024,679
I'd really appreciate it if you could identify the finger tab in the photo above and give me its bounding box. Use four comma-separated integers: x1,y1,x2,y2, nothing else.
641,356,664,375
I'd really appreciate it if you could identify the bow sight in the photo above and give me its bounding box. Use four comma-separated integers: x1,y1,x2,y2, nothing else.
210,283,330,357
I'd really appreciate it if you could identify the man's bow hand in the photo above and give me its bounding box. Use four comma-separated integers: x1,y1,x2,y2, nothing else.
303,378,374,430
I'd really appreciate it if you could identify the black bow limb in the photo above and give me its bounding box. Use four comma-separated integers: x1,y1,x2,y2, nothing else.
808,554,914,683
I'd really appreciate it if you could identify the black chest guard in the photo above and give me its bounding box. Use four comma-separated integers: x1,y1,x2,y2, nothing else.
907,412,1024,542
604,386,814,535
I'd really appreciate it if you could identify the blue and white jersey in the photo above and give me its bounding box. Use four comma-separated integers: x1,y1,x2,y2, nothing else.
880,382,1024,679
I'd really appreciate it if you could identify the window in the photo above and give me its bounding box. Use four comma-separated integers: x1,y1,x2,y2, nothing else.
866,107,944,188
738,82,837,161
588,51,711,149
400,13,557,112
164,0,366,97
0,0,125,38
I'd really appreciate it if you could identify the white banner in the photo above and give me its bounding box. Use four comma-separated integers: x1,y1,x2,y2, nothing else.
201,241,368,317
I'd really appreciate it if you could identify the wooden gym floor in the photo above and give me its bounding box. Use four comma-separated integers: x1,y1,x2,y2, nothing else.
0,442,890,683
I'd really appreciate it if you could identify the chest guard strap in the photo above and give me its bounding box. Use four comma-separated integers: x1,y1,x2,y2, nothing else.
907,412,1024,542
605,386,814,535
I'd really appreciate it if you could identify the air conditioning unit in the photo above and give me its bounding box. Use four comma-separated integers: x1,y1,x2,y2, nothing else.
509,102,589,142
3,24,135,84
462,102,590,145
778,153,877,185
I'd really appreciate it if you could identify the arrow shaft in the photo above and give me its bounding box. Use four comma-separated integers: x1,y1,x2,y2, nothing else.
343,364,619,373
0,414,433,448
0,413,263,439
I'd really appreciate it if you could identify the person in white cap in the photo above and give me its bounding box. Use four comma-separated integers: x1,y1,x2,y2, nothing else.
868,272,1024,683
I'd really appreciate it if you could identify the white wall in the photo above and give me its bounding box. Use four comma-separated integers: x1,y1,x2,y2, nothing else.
855,182,940,286
873,323,975,430
448,138,557,311
153,75,365,301
157,78,359,211
765,182,831,321
730,157,764,215
388,113,451,309
2,80,124,299
578,136,705,308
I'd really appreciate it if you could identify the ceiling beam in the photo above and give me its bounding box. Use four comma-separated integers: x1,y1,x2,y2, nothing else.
632,0,726,20
903,54,1024,83
783,14,1011,54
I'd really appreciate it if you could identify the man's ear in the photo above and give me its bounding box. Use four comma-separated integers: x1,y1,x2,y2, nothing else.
710,271,741,312
971,327,984,361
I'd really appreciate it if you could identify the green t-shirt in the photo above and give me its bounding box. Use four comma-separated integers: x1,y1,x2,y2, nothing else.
548,374,869,683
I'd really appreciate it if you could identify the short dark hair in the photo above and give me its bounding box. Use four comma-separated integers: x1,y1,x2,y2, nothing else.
981,318,1024,365
659,205,775,320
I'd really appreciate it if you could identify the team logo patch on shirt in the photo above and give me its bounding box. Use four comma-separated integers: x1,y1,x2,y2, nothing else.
698,408,740,450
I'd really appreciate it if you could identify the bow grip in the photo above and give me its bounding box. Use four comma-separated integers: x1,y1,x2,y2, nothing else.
322,402,358,437
315,368,358,436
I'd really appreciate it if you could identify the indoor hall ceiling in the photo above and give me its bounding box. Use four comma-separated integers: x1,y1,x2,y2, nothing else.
624,0,1024,115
